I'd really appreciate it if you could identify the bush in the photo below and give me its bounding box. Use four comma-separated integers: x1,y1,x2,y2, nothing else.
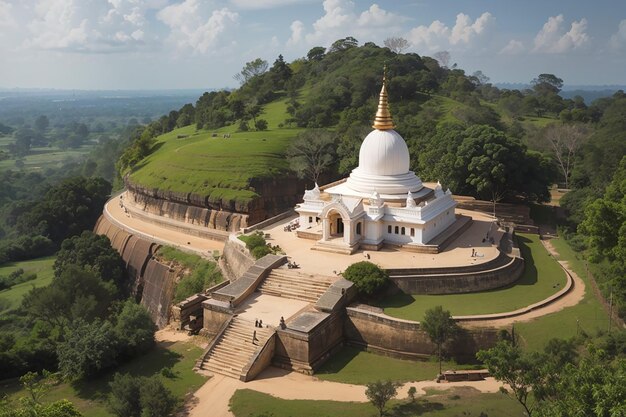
342,261,388,296
251,245,272,259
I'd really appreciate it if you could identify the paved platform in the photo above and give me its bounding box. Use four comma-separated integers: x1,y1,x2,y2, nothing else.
236,293,310,327
261,209,502,277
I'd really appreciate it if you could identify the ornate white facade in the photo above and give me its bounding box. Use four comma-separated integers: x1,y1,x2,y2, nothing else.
295,73,457,253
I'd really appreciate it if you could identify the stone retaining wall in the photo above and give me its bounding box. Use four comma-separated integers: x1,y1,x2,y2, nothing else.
94,215,178,328
344,306,500,362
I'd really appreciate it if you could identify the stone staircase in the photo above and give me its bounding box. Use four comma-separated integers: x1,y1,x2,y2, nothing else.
258,269,335,303
201,317,274,379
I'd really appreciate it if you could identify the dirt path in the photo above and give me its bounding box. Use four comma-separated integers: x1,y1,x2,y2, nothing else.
185,367,505,417
464,238,586,328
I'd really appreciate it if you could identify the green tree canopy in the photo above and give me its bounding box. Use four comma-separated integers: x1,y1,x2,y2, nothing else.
421,306,459,374
342,261,388,296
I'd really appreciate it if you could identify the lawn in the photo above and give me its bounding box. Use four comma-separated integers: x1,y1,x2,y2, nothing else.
0,341,207,417
515,237,610,351
229,386,525,417
0,256,56,314
127,124,303,205
375,233,566,321
315,346,477,385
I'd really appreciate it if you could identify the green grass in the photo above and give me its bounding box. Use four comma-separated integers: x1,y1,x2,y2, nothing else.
0,256,55,314
229,387,525,417
375,234,566,321
315,346,476,385
128,124,302,205
0,138,95,172
0,341,207,417
515,237,610,351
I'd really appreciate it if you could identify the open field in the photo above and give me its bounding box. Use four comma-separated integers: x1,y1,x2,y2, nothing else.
375,233,566,321
0,256,55,314
0,341,206,417
229,386,525,417
315,346,477,385
128,124,302,205
515,237,610,351
0,136,95,172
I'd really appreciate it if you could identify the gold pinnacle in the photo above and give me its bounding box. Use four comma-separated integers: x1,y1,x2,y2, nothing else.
372,66,395,130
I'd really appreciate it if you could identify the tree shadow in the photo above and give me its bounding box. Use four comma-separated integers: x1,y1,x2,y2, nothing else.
71,344,182,401
373,291,414,309
389,399,445,416
315,345,361,375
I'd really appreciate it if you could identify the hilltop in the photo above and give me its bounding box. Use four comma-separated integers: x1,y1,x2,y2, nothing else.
118,38,612,210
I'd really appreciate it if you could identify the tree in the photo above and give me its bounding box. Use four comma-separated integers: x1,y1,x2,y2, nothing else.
286,129,337,183
233,58,269,85
365,380,401,417
108,373,142,417
544,124,588,188
421,306,459,375
328,36,358,52
22,266,116,330
34,115,50,132
57,319,118,380
384,37,410,53
255,119,268,131
113,300,156,358
139,377,177,417
532,73,563,95
477,340,542,417
16,176,111,243
54,231,125,288
433,51,451,68
342,261,388,296
306,46,326,61
470,70,490,86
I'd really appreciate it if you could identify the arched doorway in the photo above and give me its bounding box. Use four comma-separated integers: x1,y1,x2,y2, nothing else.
328,211,345,237
356,222,362,236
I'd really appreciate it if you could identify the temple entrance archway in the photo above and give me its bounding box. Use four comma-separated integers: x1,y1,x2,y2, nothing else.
329,211,345,237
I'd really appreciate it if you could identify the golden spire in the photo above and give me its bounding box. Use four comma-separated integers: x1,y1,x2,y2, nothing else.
372,66,394,130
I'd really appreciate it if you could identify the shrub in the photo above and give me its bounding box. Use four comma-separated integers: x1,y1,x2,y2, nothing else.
251,245,272,259
342,261,388,296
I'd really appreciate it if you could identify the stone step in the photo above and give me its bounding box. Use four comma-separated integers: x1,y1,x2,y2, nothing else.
260,282,328,297
262,277,331,289
260,280,328,295
224,327,273,340
268,269,335,285
258,288,320,303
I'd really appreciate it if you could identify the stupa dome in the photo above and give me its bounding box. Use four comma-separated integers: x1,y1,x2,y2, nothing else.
357,129,410,176
343,68,422,196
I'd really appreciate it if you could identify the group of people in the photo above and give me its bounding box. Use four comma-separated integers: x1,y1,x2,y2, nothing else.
283,219,300,232
287,261,300,269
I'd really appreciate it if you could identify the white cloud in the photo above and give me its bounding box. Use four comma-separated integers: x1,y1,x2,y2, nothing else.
500,39,524,54
406,12,494,53
0,0,16,29
229,0,306,10
406,20,449,52
158,1,239,54
287,20,304,46
450,12,493,44
287,0,404,48
610,19,626,50
533,15,589,53
23,0,158,53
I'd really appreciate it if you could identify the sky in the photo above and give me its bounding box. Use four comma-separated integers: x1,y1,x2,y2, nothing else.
0,0,625,90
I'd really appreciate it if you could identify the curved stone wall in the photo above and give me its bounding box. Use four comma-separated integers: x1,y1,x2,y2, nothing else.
387,232,525,294
125,174,324,231
344,306,501,362
94,215,178,328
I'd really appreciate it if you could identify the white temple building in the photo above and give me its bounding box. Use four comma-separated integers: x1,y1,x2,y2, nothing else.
295,73,458,254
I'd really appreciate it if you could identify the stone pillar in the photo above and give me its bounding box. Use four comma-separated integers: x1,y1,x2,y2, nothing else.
322,218,330,241
344,219,353,245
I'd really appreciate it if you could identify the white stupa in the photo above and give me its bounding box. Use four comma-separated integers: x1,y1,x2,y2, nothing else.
295,70,457,254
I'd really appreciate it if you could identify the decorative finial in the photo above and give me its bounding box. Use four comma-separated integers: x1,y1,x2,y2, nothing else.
372,66,395,130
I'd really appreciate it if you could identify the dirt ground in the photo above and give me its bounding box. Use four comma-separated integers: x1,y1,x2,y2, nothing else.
185,366,506,417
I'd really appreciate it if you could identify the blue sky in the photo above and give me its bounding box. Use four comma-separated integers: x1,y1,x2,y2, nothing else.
0,0,624,89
